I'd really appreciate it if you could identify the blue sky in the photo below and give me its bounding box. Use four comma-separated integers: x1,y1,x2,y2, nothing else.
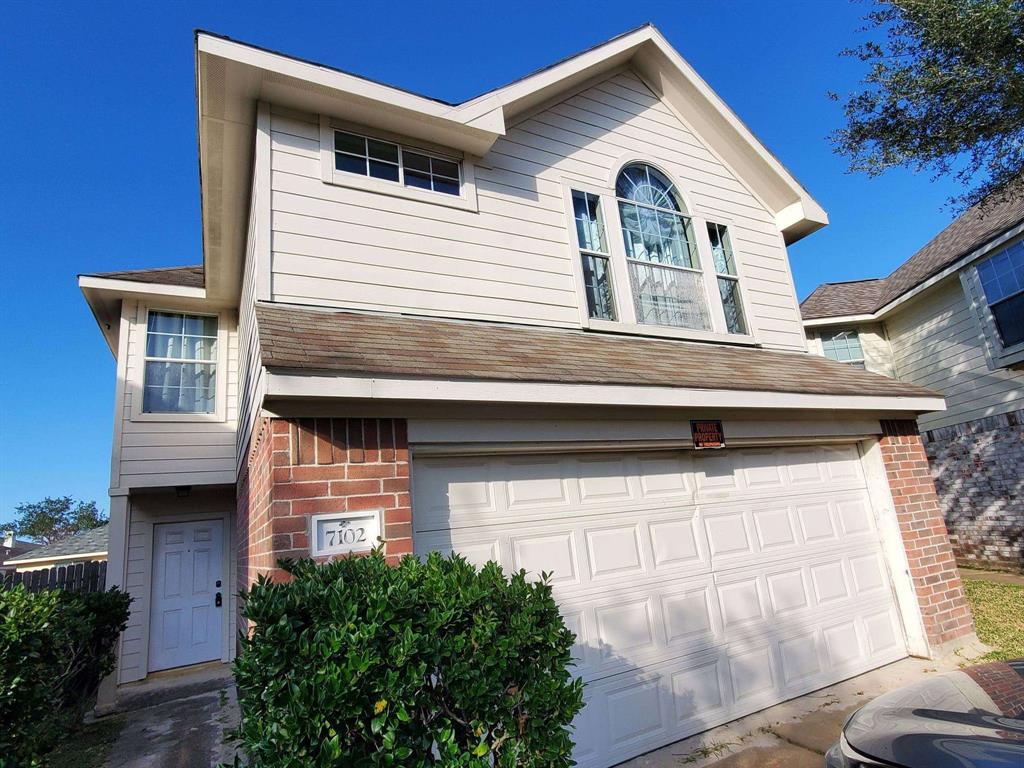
0,0,964,518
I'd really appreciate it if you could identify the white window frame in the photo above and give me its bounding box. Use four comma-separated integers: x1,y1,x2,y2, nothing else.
960,234,1024,369
704,219,752,336
819,328,866,368
560,164,755,346
319,116,479,212
131,305,229,423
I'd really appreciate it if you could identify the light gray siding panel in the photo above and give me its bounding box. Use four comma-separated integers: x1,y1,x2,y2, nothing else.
886,278,1024,430
268,70,806,349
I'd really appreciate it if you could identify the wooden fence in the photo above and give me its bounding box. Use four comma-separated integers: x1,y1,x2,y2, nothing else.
1,560,107,594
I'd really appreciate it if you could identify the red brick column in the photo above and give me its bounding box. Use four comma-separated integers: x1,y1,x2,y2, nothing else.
237,417,411,586
880,419,974,647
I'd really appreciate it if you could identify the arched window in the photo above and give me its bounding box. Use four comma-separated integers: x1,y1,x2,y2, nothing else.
616,163,710,330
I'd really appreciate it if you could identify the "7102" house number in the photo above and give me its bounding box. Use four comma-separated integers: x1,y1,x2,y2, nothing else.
310,510,382,557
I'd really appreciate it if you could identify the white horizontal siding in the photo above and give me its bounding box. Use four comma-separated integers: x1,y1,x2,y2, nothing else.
886,278,1024,430
268,69,807,349
117,300,239,489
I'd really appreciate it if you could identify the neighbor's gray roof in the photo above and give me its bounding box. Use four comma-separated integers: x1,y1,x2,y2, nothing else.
85,265,205,288
802,191,1024,320
6,524,109,563
256,303,938,399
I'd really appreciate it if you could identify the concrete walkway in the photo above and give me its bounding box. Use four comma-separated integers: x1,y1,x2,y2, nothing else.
616,642,986,768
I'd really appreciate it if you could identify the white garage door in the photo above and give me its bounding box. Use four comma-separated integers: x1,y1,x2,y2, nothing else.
412,444,906,767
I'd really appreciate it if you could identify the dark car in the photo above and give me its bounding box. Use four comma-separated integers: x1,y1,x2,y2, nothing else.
826,660,1024,768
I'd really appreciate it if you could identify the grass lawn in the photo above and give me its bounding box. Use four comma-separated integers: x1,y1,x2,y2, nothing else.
964,578,1024,661
42,716,125,768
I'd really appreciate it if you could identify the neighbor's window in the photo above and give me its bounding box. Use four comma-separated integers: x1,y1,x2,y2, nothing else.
707,222,747,335
615,163,710,330
571,190,615,320
976,240,1024,348
143,312,218,414
334,130,461,196
820,329,865,368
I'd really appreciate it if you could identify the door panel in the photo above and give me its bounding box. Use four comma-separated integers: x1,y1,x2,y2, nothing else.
149,519,224,672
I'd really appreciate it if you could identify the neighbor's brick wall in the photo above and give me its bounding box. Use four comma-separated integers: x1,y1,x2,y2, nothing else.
965,661,1024,718
237,417,411,587
880,419,975,647
922,409,1023,573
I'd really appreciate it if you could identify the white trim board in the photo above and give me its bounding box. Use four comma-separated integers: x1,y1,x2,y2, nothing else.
264,372,946,413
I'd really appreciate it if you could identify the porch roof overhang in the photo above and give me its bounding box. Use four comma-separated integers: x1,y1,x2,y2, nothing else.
196,24,827,304
256,303,945,414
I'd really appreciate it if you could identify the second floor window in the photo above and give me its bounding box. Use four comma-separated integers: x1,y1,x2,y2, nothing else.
707,222,747,335
571,190,615,320
143,312,218,414
615,164,710,331
334,130,461,197
820,329,865,368
976,241,1024,348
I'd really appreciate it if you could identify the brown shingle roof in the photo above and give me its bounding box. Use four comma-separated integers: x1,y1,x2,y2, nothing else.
85,265,205,288
256,303,938,400
801,191,1024,320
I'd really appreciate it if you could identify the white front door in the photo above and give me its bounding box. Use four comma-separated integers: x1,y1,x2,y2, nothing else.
149,519,224,672
413,444,907,768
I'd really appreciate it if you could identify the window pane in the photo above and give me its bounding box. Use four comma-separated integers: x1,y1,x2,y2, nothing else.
335,153,367,175
431,158,460,179
708,222,736,275
991,292,1024,347
146,333,179,358
183,335,218,361
334,131,365,155
629,261,710,330
183,315,218,337
403,150,431,173
581,254,615,320
404,169,432,190
619,202,695,269
147,311,183,334
433,177,460,196
368,160,400,181
142,362,216,413
572,191,606,254
821,329,864,364
367,138,398,163
718,277,747,334
615,164,684,212
977,241,1024,303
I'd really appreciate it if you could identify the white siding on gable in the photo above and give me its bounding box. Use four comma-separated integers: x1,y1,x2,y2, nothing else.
886,278,1024,430
267,70,807,349
115,299,239,489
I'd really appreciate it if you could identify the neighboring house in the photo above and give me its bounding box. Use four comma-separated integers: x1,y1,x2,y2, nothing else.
79,26,974,765
802,194,1024,573
0,532,40,573
4,524,110,572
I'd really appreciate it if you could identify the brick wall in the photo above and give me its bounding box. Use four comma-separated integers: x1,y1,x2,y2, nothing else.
880,419,974,647
237,417,411,587
922,410,1023,572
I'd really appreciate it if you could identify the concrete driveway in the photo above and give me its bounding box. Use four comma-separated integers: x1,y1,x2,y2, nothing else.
616,642,985,768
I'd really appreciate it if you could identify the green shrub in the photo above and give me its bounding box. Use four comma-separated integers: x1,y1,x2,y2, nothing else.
232,551,585,767
0,586,131,767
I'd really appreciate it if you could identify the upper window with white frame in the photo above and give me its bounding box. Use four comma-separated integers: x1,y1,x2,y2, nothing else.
707,222,747,335
975,240,1024,348
615,164,710,331
333,129,461,197
143,312,218,414
820,328,865,368
571,190,616,321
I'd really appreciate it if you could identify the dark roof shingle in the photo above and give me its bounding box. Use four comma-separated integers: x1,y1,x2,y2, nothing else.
256,304,938,400
85,265,205,288
6,524,109,563
801,191,1024,320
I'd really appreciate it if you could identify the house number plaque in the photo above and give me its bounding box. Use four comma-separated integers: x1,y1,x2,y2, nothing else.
310,510,382,557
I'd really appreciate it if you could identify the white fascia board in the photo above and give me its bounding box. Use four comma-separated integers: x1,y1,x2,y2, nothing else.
9,550,107,566
802,313,879,329
265,372,946,414
78,275,207,300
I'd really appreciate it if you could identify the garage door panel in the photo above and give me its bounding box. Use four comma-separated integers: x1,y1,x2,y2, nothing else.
412,446,906,768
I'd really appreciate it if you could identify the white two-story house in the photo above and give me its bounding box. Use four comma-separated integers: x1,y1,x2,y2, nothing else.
80,26,975,766
802,193,1024,573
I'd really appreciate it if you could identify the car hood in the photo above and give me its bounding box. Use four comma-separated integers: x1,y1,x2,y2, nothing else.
845,661,1024,768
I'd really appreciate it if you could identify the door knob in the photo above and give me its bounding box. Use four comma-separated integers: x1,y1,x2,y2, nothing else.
215,592,222,607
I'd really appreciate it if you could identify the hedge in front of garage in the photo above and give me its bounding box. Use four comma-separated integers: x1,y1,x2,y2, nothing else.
231,551,585,767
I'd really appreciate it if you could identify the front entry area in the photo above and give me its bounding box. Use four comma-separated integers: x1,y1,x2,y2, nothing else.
149,519,225,672
412,443,908,768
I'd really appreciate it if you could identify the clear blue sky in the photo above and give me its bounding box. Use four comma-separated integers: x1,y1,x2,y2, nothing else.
0,0,964,518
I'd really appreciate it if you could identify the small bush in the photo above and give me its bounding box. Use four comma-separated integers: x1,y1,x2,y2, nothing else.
232,551,585,767
0,586,131,767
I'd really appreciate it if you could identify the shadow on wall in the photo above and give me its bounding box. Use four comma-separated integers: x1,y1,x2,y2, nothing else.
420,447,908,766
